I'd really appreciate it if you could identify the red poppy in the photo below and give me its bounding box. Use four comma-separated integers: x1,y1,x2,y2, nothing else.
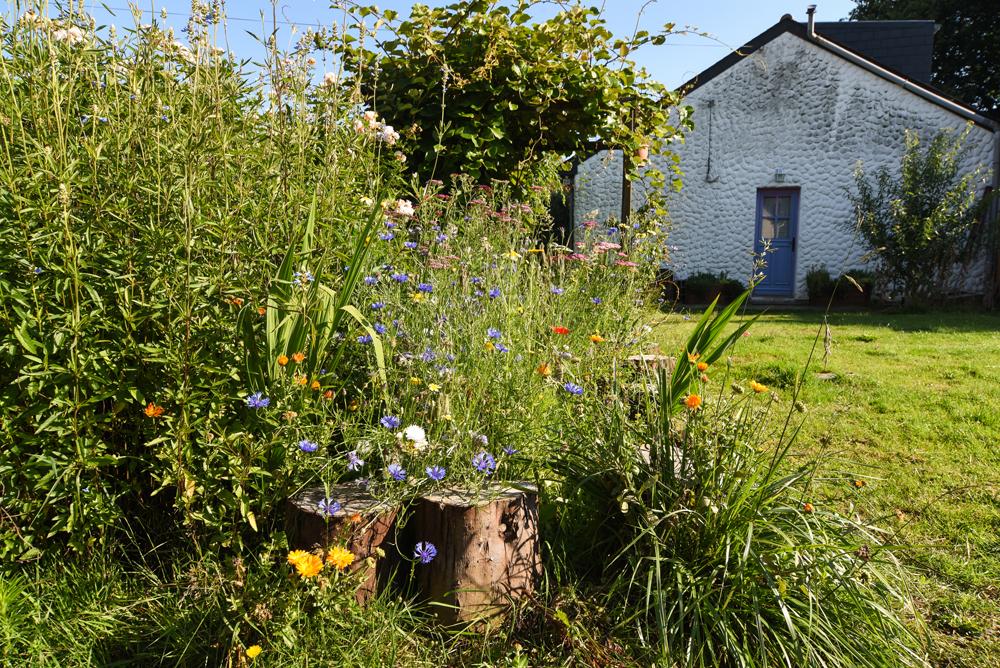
551,326,570,335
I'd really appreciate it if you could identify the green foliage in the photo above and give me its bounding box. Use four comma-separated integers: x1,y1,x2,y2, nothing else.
849,0,1000,112
343,1,692,189
806,265,836,300
847,126,995,303
550,343,929,666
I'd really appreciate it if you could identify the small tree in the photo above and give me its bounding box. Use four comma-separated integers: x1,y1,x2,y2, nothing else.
847,126,995,303
342,1,692,193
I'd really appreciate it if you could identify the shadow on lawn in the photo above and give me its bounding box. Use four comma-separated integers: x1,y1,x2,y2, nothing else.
732,307,1000,334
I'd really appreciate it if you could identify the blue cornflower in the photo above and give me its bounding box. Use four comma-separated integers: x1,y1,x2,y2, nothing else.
298,439,318,453
293,270,314,286
384,220,396,229
471,277,483,285
413,541,437,564
421,348,436,363
387,463,407,481
379,232,395,241
426,465,446,481
488,287,501,299
503,446,517,455
495,343,510,353
473,433,488,446
436,233,448,243
380,415,401,429
472,451,496,475
487,328,502,339
32,267,42,275
563,382,584,396
373,322,387,335
607,227,619,235
160,115,170,122
474,290,484,298
357,334,373,344
403,241,418,250
371,301,386,311
391,272,409,283
347,450,364,471
364,275,378,285
317,498,341,516
550,286,565,295
245,392,270,409
97,116,108,124
591,297,603,305
416,283,433,293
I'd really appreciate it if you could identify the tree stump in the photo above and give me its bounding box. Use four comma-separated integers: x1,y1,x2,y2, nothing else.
409,483,541,626
285,483,398,604
626,353,676,373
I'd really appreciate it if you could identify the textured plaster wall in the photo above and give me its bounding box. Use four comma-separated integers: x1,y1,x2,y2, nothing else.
574,31,996,298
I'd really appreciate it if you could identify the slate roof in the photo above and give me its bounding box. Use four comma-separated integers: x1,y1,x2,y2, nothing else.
679,16,995,130
814,20,934,84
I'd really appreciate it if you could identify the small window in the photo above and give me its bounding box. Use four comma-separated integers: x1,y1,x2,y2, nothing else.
761,195,793,240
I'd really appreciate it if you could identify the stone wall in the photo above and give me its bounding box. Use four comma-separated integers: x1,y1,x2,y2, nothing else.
574,30,996,299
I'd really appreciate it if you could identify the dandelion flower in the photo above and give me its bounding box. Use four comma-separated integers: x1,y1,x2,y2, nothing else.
326,546,355,570
287,550,310,567
398,425,428,450
684,394,702,410
144,402,165,418
246,645,263,659
427,383,441,392
749,380,768,394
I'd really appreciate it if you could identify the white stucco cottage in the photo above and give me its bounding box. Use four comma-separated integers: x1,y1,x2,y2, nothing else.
573,10,999,300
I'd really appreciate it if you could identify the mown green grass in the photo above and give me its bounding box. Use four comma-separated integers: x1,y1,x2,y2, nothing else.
654,307,1000,668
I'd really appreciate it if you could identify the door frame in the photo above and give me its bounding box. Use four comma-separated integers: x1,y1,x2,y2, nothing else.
753,187,800,296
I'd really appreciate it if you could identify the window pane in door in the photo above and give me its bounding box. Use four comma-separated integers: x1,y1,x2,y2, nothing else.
775,196,790,218
762,218,790,239
762,197,777,219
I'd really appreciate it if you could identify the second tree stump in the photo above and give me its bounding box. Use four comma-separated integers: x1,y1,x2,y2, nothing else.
409,483,541,625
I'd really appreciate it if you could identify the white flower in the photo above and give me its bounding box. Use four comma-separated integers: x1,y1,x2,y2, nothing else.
53,26,86,45
353,119,365,133
379,124,399,145
397,425,428,451
394,199,415,217
363,110,379,128
322,71,337,87
394,151,407,163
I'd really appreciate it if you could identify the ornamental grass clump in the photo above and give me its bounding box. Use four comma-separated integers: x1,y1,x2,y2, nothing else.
550,295,929,667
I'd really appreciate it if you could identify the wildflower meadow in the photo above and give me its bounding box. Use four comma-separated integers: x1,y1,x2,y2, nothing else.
0,2,955,667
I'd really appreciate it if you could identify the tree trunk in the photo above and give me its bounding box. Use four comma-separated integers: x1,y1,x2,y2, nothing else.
285,483,398,604
409,483,541,626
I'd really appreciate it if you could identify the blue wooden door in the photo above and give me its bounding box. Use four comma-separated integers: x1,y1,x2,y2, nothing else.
754,189,799,296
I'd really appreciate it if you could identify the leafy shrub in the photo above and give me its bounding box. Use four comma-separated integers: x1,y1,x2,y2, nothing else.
551,304,929,667
806,265,835,301
683,271,744,303
847,126,996,303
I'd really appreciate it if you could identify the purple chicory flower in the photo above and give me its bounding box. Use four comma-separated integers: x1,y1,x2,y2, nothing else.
391,272,409,283
371,301,386,311
591,297,603,305
363,275,378,285
373,322,387,334
550,286,565,295
245,392,270,409
317,498,341,516
472,451,496,475
413,541,437,564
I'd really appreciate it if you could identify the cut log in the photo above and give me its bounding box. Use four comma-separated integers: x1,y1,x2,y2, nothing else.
285,483,398,604
409,483,541,625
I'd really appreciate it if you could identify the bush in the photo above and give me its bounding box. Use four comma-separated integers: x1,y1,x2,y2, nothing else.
847,126,995,303
806,265,835,302
683,271,744,304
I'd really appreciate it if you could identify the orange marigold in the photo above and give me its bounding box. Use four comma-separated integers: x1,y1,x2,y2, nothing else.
257,306,266,316
696,361,709,372
749,380,768,394
296,375,308,386
323,389,334,400
144,402,165,418
291,352,306,364
310,380,321,391
589,334,605,344
230,297,244,306
277,354,289,366
687,352,700,363
803,502,815,514
684,394,702,410
326,546,355,571
536,362,552,377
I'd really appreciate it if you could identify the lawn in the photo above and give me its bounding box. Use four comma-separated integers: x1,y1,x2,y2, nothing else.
654,307,1000,668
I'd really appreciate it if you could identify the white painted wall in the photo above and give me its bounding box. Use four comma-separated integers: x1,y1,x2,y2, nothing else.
574,30,996,299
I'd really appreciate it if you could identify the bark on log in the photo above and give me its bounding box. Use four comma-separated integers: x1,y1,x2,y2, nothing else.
285,483,398,604
409,483,541,626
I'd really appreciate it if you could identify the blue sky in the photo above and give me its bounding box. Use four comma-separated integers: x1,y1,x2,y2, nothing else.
27,1,856,88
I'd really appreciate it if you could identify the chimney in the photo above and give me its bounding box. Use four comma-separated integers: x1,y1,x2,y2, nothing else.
806,5,817,38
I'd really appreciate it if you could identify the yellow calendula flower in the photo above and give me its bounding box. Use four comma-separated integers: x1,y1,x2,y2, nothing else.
287,550,310,567
326,546,355,571
293,553,324,578
348,399,360,411
589,334,605,344
687,352,700,363
505,250,521,260
409,377,422,386
411,292,425,303
749,380,768,394
246,645,263,659
310,380,321,391
484,341,495,351
276,354,289,366
427,383,441,392
536,362,552,377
